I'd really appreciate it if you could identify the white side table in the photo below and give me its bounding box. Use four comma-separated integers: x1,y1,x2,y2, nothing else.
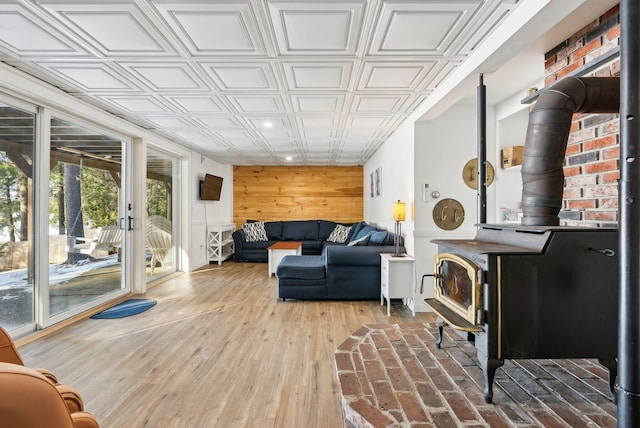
268,241,302,277
380,253,415,316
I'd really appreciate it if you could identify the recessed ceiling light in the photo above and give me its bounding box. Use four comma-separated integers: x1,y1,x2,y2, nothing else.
285,156,293,161
263,121,273,128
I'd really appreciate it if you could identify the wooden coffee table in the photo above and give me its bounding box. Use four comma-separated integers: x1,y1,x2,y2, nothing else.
268,241,302,277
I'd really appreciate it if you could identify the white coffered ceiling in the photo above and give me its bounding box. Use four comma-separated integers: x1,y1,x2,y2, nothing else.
0,0,523,165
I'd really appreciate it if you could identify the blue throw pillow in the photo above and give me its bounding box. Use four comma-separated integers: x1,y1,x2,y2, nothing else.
347,233,371,246
369,231,388,246
347,221,366,242
353,225,376,241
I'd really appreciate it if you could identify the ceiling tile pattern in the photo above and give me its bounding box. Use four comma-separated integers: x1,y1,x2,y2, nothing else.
0,0,521,165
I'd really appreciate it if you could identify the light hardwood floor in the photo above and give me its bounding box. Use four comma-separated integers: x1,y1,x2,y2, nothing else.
18,261,435,428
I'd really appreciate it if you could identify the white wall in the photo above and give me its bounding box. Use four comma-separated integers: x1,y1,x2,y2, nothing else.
189,154,234,270
411,104,496,311
364,119,415,254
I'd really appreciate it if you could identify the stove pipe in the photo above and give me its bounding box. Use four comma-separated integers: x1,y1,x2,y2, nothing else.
520,76,620,226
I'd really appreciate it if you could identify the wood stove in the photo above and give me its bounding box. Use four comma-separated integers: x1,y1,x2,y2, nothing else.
425,223,618,403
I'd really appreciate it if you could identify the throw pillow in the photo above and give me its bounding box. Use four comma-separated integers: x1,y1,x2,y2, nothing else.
352,225,376,242
347,233,371,246
327,224,352,243
369,231,388,246
242,221,268,242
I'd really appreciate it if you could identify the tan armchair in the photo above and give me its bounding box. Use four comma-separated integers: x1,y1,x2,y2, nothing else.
0,326,84,413
0,362,99,428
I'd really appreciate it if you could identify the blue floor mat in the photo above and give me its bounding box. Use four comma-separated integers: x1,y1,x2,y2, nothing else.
90,298,156,319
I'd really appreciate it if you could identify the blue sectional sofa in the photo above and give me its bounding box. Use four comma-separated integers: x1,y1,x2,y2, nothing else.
232,219,404,300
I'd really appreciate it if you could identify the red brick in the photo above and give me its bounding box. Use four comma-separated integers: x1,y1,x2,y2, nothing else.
387,367,413,391
557,60,584,78
602,120,620,135
606,25,620,42
478,408,511,428
424,367,456,391
584,211,617,221
339,372,361,396
363,359,386,382
384,327,402,342
402,333,423,348
567,199,596,209
565,144,582,155
336,352,355,372
530,408,568,427
349,399,395,427
415,381,444,408
397,391,429,423
429,411,458,427
602,171,620,183
371,380,399,411
604,147,619,160
370,332,391,349
338,337,358,352
353,325,371,337
403,359,428,382
359,342,377,360
378,349,399,368
546,402,593,427
571,38,602,62
584,160,618,174
563,187,582,199
584,135,617,151
441,391,479,422
564,166,581,177
356,370,374,397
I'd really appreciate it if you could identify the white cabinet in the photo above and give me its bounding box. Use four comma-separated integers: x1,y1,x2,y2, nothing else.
380,253,415,316
207,224,236,264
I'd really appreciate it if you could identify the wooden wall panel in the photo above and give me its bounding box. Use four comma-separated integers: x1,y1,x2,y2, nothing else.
233,166,363,225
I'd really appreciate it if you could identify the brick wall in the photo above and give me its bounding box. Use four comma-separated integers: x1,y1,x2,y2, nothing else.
543,4,620,227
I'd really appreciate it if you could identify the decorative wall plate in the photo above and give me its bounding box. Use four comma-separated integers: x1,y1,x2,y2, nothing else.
462,158,495,189
433,198,465,230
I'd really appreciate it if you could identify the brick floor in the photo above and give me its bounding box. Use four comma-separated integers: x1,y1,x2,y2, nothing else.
335,323,617,427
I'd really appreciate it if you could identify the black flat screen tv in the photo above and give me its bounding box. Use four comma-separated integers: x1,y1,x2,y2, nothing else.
200,174,223,201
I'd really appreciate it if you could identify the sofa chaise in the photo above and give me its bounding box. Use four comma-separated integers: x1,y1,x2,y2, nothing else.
276,244,404,300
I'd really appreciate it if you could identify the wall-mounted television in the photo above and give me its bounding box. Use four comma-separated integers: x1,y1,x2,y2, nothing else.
200,174,223,201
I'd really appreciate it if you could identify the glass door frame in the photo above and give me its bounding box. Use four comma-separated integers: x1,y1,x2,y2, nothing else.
37,109,133,329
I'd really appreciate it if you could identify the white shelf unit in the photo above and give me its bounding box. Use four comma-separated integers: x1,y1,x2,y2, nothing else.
207,224,236,264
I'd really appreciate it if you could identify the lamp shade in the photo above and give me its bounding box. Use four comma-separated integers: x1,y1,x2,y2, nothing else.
392,200,406,221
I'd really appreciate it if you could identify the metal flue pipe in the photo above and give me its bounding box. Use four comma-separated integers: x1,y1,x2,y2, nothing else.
477,74,487,225
619,0,640,424
520,76,620,226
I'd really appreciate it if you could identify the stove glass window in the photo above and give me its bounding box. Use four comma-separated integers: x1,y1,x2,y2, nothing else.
439,260,473,309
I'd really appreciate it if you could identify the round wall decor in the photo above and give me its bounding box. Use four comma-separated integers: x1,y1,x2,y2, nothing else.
433,198,465,230
462,158,495,189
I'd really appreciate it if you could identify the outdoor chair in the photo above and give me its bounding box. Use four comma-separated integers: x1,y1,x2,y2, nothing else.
65,225,122,257
145,216,172,274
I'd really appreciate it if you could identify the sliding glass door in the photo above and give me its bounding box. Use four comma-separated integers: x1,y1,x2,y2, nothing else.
145,149,177,279
0,102,36,331
46,117,130,322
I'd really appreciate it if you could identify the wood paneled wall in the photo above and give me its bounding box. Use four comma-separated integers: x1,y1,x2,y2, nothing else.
233,166,363,225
